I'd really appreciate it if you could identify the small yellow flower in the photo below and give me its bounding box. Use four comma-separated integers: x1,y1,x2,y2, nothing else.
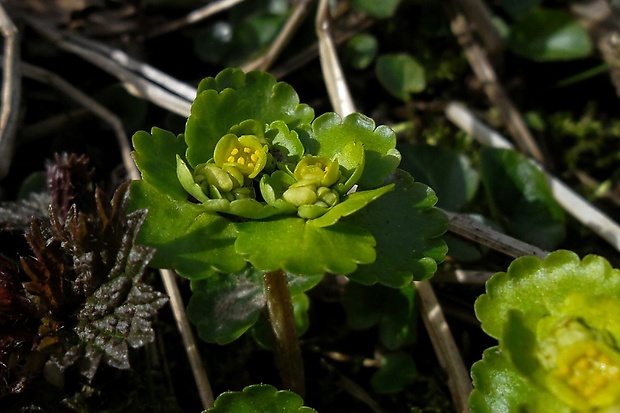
293,155,340,187
547,337,620,410
214,134,268,179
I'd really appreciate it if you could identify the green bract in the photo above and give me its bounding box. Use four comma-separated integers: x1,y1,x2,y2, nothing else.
471,250,620,412
129,68,446,282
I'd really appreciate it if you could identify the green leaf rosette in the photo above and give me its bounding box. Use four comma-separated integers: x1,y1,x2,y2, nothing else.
129,68,446,282
471,250,620,411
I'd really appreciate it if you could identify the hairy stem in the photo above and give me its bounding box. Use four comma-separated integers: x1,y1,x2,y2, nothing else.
263,269,305,396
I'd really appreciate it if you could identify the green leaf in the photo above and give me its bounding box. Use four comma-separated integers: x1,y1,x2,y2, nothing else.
306,112,401,189
206,384,316,412
186,69,314,168
234,217,376,277
131,127,188,200
371,352,417,394
507,9,592,61
352,0,402,18
480,147,565,250
469,347,570,413
344,33,378,70
474,250,620,340
345,169,448,287
188,268,265,345
376,54,426,101
343,283,418,350
398,144,479,211
129,180,246,278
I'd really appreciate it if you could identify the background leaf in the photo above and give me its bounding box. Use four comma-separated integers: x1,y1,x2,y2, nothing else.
479,147,565,250
370,352,417,394
188,268,265,345
507,9,592,61
398,144,479,211
343,282,418,350
188,269,320,345
376,54,426,101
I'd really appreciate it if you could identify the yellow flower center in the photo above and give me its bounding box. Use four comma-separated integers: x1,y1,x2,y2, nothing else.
550,340,620,409
226,146,263,169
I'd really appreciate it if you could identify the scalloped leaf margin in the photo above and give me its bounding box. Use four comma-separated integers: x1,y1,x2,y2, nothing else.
205,384,317,413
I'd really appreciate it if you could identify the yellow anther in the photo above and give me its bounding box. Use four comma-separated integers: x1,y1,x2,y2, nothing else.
244,147,252,153
231,148,239,156
316,162,323,169
237,157,245,165
248,162,254,168
227,156,236,163
251,154,258,162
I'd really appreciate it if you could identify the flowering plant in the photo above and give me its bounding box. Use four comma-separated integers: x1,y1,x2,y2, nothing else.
129,68,446,282
470,250,620,412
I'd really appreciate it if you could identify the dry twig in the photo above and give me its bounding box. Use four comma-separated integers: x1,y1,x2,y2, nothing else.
446,101,620,256
315,0,355,117
0,4,20,180
141,0,247,40
442,0,545,165
415,280,472,413
26,17,193,117
242,0,314,72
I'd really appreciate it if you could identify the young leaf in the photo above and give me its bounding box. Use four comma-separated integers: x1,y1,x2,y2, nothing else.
306,112,401,190
205,384,316,412
187,69,314,168
480,147,565,250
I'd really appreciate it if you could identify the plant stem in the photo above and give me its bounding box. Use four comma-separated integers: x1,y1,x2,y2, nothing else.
263,269,305,397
